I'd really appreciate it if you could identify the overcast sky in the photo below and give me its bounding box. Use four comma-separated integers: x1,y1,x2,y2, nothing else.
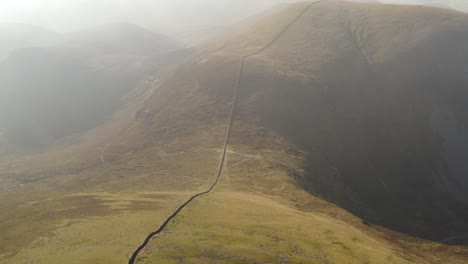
381,0,468,10
0,0,466,33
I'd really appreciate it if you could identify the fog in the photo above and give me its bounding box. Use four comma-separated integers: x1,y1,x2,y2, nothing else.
381,0,468,11
0,0,301,33
1,0,466,34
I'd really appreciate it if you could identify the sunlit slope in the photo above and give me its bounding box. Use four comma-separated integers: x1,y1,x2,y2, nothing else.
138,131,467,264
0,45,240,263
140,192,419,264
132,1,468,263
0,132,225,263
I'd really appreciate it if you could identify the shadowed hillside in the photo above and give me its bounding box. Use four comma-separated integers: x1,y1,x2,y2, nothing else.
225,0,468,240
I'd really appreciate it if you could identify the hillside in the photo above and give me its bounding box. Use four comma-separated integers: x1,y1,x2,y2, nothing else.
0,24,59,61
0,23,187,150
132,0,468,260
63,23,178,56
1,1,468,264
222,0,468,240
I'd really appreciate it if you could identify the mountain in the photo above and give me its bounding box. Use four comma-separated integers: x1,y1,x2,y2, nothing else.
1,1,468,264
63,23,178,56
124,1,468,261
133,0,468,245
381,1,467,12
0,23,186,150
344,0,381,3
423,1,454,10
0,24,59,61
219,0,468,239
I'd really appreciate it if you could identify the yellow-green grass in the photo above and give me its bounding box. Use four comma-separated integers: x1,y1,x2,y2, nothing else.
133,181,468,264
0,44,234,263
0,192,197,264
134,122,468,263
0,130,225,262
137,191,422,264
0,140,222,262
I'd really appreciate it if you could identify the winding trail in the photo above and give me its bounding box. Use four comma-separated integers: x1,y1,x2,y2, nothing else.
100,144,111,164
127,2,323,263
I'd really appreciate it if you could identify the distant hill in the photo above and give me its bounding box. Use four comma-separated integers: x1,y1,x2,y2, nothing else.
423,1,453,10
0,23,185,150
381,1,467,12
0,24,59,61
63,23,178,56
344,0,381,3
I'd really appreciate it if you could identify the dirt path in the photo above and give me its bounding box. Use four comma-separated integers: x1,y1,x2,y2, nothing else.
440,234,468,244
99,144,111,164
127,2,325,263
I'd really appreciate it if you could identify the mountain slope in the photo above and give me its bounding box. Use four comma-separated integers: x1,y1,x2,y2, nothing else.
125,0,468,241
63,23,178,56
223,0,468,240
0,24,58,61
129,1,468,262
1,1,468,264
0,23,186,150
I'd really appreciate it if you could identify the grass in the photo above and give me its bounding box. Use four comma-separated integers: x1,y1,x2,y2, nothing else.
135,126,468,263
0,108,226,263
227,0,468,240
0,137,223,263
0,37,236,263
5,195,180,264
137,191,419,264
0,192,196,263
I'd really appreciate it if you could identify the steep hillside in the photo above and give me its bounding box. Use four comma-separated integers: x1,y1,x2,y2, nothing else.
131,0,468,243
223,0,468,240
128,1,468,262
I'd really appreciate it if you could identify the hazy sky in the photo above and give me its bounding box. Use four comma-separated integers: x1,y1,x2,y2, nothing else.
0,0,299,32
0,0,466,33
381,0,468,10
